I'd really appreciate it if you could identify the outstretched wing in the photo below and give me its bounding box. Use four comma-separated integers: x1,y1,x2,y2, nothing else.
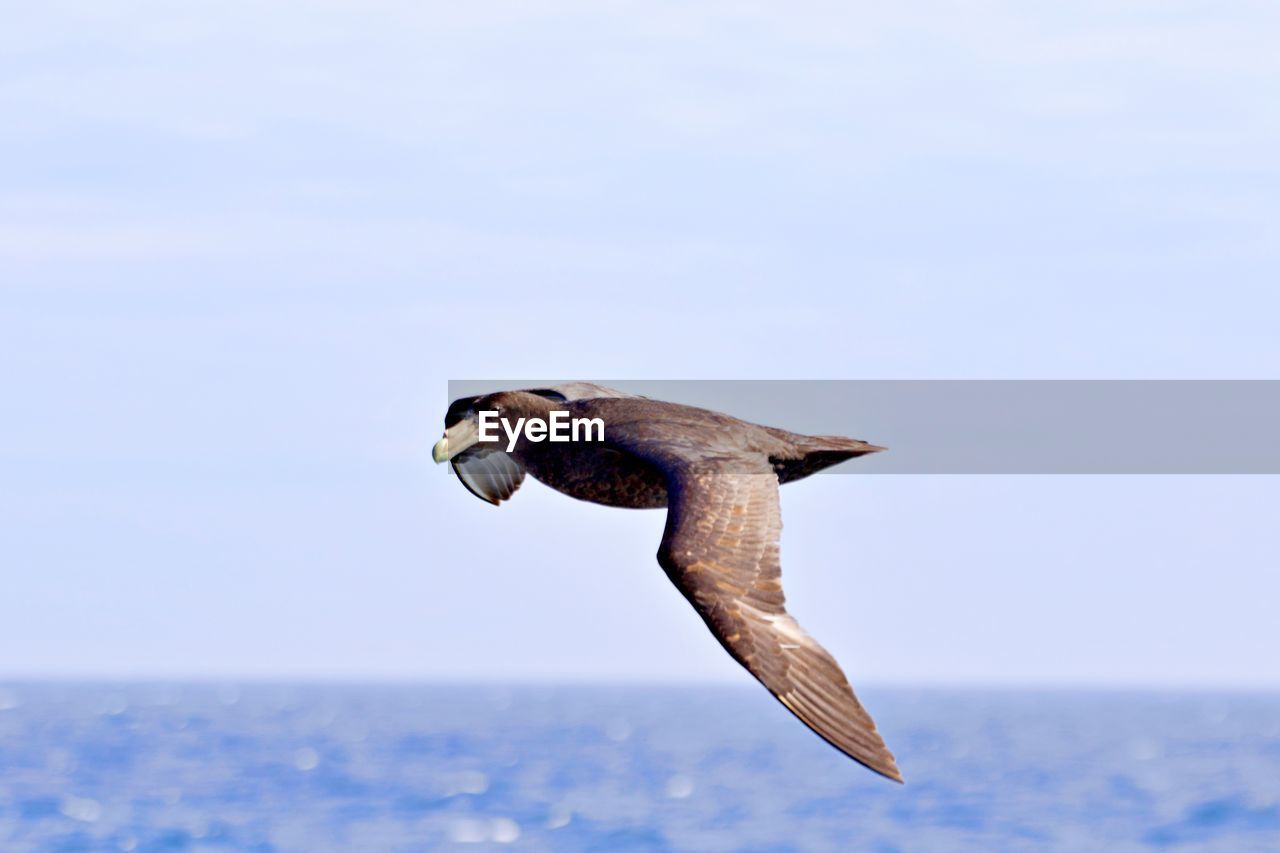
656,456,902,782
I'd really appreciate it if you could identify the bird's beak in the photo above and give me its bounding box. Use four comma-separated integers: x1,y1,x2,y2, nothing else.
432,417,480,464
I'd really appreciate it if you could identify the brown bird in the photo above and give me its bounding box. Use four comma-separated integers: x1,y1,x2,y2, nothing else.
432,383,902,782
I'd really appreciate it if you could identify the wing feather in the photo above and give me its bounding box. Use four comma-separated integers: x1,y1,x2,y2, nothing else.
452,449,526,505
654,456,902,782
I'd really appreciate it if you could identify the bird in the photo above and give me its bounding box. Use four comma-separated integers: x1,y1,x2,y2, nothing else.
432,383,902,782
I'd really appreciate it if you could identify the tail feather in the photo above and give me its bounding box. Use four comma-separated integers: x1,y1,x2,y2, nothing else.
801,435,887,455
771,434,886,483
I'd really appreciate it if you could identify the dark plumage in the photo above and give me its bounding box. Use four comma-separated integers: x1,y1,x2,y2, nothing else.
432,383,901,782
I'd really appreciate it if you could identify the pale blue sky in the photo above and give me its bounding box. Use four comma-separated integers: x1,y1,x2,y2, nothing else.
2,2,1278,685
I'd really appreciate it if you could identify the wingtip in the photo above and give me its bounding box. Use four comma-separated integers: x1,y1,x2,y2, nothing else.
867,756,905,784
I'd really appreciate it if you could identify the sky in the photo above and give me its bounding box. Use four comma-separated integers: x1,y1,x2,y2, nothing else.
2,1,1279,686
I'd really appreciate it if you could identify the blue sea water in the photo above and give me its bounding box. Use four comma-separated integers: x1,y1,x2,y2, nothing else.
0,685,1277,851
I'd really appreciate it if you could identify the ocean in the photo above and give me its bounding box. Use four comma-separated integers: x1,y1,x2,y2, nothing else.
0,684,1277,851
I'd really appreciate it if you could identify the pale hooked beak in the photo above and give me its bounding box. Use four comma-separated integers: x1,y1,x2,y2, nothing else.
432,417,480,464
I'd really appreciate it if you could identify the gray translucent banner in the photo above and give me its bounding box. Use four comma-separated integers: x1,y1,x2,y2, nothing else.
444,381,1280,474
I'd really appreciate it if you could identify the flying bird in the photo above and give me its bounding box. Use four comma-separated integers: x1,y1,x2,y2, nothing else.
432,383,902,782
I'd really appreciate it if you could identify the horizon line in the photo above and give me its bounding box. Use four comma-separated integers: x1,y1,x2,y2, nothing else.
2,675,1278,694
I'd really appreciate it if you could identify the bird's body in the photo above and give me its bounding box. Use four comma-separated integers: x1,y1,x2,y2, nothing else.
433,383,903,782
517,399,671,509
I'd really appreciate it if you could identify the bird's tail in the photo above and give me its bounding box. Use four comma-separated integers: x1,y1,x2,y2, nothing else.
771,433,886,483
800,434,887,456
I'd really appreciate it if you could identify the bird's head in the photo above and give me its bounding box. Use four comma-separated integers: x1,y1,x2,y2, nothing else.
431,389,563,463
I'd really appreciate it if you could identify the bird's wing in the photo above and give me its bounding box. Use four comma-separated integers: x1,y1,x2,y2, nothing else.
525,382,646,401
654,454,902,781
452,446,526,505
